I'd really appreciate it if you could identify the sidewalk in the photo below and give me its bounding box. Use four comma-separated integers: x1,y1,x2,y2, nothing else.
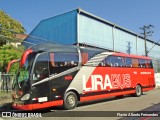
0,91,12,105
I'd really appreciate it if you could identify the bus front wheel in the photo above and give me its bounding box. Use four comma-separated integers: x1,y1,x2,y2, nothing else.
135,85,142,97
64,91,78,110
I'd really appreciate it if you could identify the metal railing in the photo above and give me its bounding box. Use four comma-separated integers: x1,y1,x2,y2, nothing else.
0,72,15,92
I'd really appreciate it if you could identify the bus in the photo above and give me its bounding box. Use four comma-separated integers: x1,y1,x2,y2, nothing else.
12,43,155,110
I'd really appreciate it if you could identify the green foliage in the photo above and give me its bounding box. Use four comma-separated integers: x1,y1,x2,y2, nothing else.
0,10,26,73
0,10,25,45
0,44,24,73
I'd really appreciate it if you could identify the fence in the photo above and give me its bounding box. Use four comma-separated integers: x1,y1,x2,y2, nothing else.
0,72,15,92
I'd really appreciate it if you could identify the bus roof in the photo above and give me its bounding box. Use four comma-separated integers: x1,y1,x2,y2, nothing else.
28,43,151,60
101,52,152,60
29,43,78,53
29,43,105,53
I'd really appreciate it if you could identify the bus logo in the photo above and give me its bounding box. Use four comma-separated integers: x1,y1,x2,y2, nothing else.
83,74,131,92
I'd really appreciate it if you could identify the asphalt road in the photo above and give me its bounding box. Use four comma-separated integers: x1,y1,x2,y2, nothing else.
1,88,160,120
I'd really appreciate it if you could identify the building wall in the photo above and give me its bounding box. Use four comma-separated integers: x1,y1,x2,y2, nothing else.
78,14,113,50
114,28,137,54
77,11,160,72
78,12,160,59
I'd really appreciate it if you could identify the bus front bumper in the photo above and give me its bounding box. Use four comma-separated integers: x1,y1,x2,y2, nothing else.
12,100,63,111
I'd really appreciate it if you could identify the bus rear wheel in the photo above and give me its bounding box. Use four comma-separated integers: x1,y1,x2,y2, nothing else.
64,91,78,110
135,85,142,97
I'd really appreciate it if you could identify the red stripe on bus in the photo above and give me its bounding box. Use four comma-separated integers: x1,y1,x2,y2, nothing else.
80,90,135,102
142,87,154,92
81,85,155,102
13,100,63,110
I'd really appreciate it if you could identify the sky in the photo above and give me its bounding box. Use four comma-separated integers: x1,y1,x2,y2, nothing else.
0,0,160,42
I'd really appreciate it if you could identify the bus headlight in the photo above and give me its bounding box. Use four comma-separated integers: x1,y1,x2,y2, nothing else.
21,93,30,101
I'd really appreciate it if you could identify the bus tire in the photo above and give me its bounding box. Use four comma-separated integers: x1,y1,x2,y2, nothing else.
64,91,78,110
135,85,142,97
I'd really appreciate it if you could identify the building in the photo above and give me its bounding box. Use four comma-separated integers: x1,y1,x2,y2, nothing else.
15,34,28,40
23,8,160,72
10,34,28,47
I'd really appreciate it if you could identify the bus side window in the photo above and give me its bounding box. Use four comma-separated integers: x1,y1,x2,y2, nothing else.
132,58,139,68
33,53,49,81
105,56,113,67
105,56,124,67
148,60,153,68
139,59,147,68
49,52,79,75
115,56,124,67
125,57,132,67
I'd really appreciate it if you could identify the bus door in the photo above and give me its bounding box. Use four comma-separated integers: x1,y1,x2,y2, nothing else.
31,52,51,108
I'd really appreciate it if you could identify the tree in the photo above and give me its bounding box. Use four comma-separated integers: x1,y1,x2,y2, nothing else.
0,10,25,45
0,44,24,73
0,10,26,73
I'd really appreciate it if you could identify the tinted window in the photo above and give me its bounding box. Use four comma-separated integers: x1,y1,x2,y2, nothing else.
33,53,49,81
132,58,139,68
139,59,147,68
125,57,132,67
147,60,153,68
49,52,79,75
104,56,124,67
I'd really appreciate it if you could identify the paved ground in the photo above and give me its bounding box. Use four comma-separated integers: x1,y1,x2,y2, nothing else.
0,89,160,120
0,92,12,105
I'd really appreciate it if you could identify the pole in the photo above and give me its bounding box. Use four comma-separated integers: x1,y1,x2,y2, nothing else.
140,25,154,56
144,30,147,56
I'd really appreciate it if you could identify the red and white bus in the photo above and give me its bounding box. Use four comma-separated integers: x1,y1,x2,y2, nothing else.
12,43,155,110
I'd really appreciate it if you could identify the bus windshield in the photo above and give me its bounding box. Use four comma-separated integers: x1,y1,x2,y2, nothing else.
17,58,29,84
13,53,36,89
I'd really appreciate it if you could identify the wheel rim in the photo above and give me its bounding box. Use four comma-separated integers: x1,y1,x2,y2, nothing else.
67,95,76,107
136,85,141,96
